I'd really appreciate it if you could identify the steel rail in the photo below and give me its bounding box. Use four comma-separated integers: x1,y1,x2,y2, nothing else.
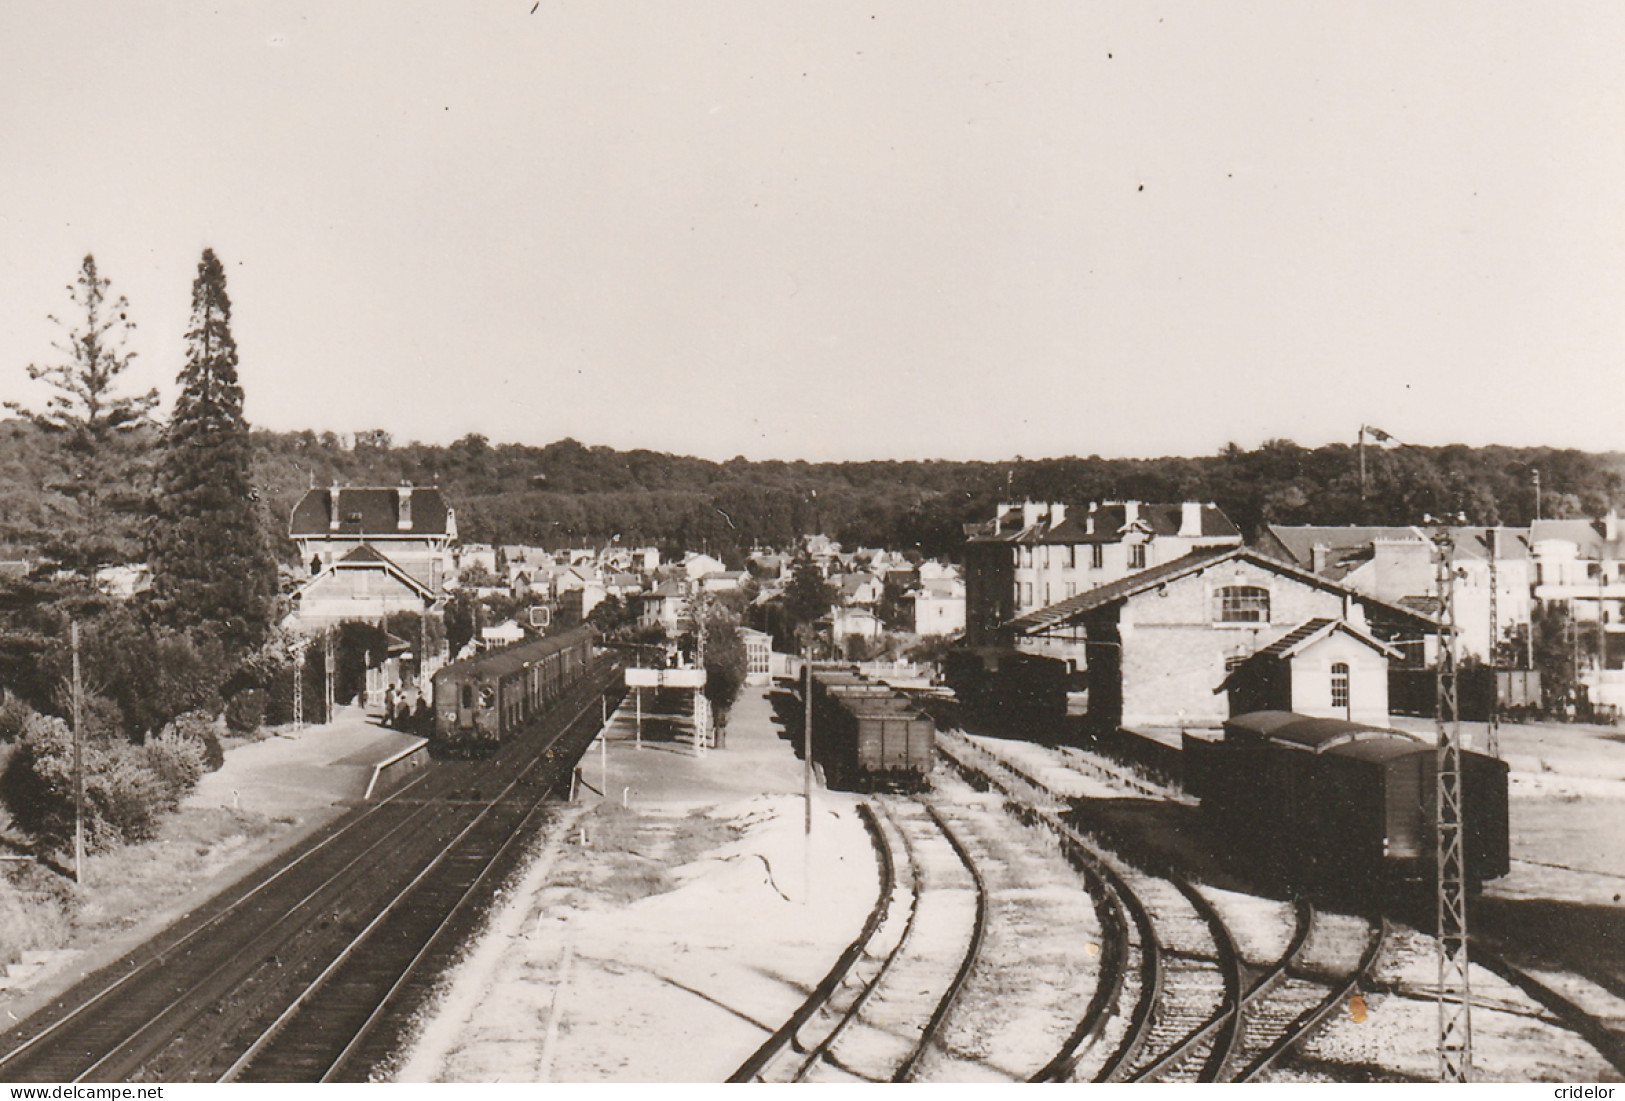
0,763,437,1078
1233,915,1390,1080
220,675,617,1082
890,803,988,1082
788,798,923,1082
70,798,457,1082
1120,876,1244,1083
725,802,894,1083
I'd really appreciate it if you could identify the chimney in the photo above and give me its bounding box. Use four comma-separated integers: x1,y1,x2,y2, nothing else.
995,501,1013,531
329,483,342,532
397,486,413,531
1022,501,1043,530
1086,501,1097,536
1122,500,1141,529
1179,501,1202,538
1607,509,1619,544
1311,543,1331,574
1051,503,1067,528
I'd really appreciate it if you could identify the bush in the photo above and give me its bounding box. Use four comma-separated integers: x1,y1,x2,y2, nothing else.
224,689,266,735
0,701,208,853
164,710,225,773
141,731,206,809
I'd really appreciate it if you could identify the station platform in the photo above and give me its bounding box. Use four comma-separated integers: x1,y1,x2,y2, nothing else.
577,684,818,805
186,705,426,819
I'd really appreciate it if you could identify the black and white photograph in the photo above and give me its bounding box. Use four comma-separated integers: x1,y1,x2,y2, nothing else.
0,1,1621,1087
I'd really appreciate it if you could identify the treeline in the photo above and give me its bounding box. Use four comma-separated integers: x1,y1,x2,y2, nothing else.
253,435,1620,563
4,429,1621,570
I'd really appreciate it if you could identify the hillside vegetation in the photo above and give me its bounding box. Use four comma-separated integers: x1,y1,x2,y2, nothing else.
3,422,1622,567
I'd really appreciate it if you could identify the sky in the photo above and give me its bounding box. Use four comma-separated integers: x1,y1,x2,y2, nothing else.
0,2,1621,462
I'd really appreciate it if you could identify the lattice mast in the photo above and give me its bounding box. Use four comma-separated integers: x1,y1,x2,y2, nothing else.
1433,529,1473,1081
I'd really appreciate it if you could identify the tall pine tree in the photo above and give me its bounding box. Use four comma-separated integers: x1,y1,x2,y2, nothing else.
6,254,159,568
148,249,277,653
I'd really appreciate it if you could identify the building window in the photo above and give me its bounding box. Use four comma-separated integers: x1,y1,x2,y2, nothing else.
1128,543,1147,570
1021,546,1033,568
1043,583,1051,606
1091,544,1104,570
1216,585,1271,623
1065,582,1077,599
1331,662,1350,711
1022,582,1034,605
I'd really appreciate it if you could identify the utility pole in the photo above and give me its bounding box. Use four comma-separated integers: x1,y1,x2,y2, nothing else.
71,621,84,887
1533,469,1542,522
1486,529,1500,760
1432,529,1473,1081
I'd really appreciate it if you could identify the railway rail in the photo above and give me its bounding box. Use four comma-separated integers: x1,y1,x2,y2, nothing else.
729,797,987,1084
0,657,624,1084
935,729,1395,1084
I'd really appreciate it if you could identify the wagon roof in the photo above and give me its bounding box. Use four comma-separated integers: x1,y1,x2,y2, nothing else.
1224,710,1423,753
435,627,593,681
1325,737,1431,764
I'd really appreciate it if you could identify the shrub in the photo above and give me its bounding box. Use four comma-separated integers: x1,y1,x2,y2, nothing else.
141,730,206,810
165,710,225,771
224,689,266,736
0,703,209,853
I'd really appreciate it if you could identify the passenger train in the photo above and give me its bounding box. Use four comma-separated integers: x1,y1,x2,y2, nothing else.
431,627,597,755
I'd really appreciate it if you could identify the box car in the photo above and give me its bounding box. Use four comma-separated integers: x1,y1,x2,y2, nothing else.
1189,711,1510,890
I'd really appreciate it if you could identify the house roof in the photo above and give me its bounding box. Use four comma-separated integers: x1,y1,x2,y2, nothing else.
1265,523,1534,570
296,543,435,601
1006,546,1439,637
967,502,1241,546
1250,617,1402,661
290,486,452,538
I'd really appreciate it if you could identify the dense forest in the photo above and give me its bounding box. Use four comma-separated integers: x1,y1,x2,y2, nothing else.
2,422,1622,568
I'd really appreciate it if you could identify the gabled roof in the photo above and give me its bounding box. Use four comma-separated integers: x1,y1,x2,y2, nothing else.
1262,525,1427,568
1250,617,1401,661
1007,546,1439,637
967,502,1241,546
296,544,435,601
290,486,452,538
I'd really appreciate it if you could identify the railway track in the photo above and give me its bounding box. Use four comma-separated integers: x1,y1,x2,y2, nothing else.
0,659,624,1084
935,729,1398,1084
730,797,987,1084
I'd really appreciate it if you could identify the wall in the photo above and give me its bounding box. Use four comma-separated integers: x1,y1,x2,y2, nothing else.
1117,559,1347,728
1286,631,1391,726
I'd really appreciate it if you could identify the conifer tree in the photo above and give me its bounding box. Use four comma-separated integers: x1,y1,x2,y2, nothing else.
7,255,158,568
147,250,277,653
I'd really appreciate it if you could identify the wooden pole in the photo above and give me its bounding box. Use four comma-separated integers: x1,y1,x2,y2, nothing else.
72,621,84,887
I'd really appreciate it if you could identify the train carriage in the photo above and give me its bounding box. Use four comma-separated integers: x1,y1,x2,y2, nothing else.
432,626,597,755
1187,710,1510,890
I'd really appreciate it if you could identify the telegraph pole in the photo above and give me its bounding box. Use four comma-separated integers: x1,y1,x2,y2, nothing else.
1486,529,1500,760
1432,529,1473,1081
71,621,84,887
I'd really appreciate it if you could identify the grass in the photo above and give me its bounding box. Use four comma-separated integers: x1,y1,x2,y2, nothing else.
571,804,741,906
0,802,296,983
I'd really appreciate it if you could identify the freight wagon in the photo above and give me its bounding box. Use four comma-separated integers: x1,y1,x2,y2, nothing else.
1184,710,1509,891
805,667,935,792
431,627,597,755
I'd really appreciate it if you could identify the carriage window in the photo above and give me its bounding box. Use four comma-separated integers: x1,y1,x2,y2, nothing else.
1331,662,1350,710
1216,585,1271,623
461,685,472,709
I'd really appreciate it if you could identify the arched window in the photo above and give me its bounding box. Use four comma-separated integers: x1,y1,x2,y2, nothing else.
1331,662,1350,711
1215,585,1270,623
